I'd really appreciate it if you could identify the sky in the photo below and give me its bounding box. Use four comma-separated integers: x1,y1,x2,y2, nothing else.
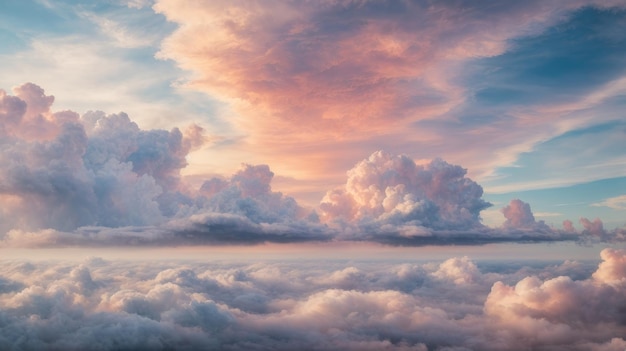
1,0,626,350
0,0,625,242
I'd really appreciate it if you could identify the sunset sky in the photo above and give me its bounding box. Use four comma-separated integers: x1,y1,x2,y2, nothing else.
1,1,626,350
2,0,626,231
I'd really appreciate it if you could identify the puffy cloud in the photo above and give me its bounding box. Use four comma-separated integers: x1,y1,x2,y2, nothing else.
0,252,624,350
563,219,576,232
320,151,491,230
576,218,626,243
485,248,626,348
316,151,574,244
432,257,481,285
0,83,337,245
593,248,626,285
580,217,607,238
170,163,333,244
0,83,616,247
501,199,550,231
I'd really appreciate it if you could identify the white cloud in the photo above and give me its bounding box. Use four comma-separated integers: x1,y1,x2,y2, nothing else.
0,249,624,350
592,195,626,210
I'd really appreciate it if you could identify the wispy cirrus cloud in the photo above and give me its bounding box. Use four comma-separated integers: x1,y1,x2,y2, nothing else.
592,194,626,210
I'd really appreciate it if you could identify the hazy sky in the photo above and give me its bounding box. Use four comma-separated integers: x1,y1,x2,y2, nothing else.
0,0,625,246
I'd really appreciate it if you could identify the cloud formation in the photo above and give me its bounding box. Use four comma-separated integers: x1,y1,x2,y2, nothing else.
0,84,332,245
317,152,579,245
501,199,551,232
0,250,624,350
320,151,491,228
155,0,609,136
0,83,204,232
1,83,623,247
151,0,626,191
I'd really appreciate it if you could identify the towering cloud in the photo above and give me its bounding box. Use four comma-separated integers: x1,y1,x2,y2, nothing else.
320,151,492,239
501,199,550,231
485,248,626,348
165,163,332,244
0,84,197,232
0,83,622,247
0,83,333,246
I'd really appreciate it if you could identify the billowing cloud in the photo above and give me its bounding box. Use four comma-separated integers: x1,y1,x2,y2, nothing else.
0,250,624,350
317,151,578,245
0,84,202,232
501,199,551,231
0,83,331,245
485,248,626,349
320,151,491,229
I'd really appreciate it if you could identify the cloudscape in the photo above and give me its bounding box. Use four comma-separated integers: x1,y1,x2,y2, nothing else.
1,0,626,350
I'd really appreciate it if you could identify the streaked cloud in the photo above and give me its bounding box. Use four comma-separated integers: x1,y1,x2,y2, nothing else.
153,0,626,194
592,194,626,210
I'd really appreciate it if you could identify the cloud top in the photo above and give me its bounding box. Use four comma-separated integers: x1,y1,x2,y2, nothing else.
0,249,624,350
1,83,623,247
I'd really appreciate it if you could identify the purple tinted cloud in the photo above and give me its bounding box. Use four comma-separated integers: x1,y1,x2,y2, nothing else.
0,249,624,350
0,83,623,247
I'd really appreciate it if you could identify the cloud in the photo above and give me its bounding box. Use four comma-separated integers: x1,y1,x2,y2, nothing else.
0,83,620,247
0,83,333,245
154,0,609,135
592,194,626,210
0,84,203,232
432,257,481,285
150,0,626,194
320,151,491,229
501,199,550,231
152,0,623,186
317,151,576,245
485,248,626,348
0,251,624,350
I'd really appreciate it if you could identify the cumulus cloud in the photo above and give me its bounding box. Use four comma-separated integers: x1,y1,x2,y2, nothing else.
0,251,624,350
576,218,626,243
320,151,491,229
317,151,576,245
0,83,619,247
485,248,626,349
0,84,199,233
580,217,607,238
432,257,481,285
501,199,551,232
0,83,331,246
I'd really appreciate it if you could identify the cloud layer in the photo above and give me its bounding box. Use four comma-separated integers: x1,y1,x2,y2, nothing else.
1,83,624,247
0,249,624,350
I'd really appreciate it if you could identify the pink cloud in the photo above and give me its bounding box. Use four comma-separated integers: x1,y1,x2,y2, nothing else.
485,248,626,347
501,199,547,229
153,0,602,184
319,151,491,230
